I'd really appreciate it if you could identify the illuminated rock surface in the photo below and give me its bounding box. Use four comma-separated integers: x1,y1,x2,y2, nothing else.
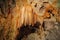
0,0,60,40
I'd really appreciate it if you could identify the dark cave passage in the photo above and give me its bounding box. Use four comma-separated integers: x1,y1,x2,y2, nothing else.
16,22,41,40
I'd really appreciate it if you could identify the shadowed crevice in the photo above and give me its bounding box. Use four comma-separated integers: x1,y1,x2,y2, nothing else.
0,0,16,18
16,22,41,40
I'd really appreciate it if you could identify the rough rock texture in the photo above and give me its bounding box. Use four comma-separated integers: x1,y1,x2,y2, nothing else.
21,19,60,40
0,0,60,40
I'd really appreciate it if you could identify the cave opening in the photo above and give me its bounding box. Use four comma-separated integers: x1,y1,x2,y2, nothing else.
16,22,41,40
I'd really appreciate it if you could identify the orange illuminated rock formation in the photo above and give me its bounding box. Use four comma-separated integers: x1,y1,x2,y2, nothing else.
0,0,58,40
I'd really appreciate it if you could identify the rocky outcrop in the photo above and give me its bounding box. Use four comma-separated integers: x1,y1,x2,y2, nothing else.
0,0,59,40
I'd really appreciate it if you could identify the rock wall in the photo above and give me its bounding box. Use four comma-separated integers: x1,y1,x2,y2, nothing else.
0,0,60,40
